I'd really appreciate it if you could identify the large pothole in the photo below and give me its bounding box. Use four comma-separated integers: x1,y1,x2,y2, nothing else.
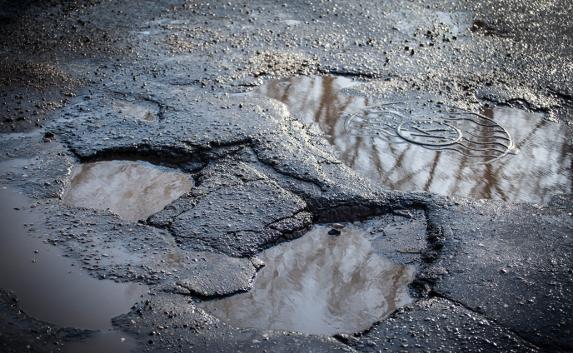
63,160,193,222
200,223,415,335
257,75,572,203
0,188,146,353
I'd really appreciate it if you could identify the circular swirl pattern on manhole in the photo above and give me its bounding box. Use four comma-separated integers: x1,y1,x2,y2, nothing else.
396,120,462,146
344,102,516,163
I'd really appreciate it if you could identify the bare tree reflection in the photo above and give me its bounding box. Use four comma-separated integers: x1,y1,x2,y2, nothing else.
257,76,572,203
200,225,414,335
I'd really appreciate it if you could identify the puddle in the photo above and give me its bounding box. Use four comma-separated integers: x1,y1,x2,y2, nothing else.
257,76,572,203
63,160,193,222
200,224,414,335
0,187,146,331
64,330,137,353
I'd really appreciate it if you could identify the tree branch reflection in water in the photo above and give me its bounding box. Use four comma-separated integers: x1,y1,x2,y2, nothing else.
257,76,572,203
200,224,414,335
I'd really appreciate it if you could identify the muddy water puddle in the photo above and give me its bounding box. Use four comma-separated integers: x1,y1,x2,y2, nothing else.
63,160,193,222
0,188,145,352
201,224,414,335
257,76,572,203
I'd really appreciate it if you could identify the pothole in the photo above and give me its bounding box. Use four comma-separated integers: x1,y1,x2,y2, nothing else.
63,160,193,222
0,188,145,353
257,75,572,203
64,330,137,353
200,224,415,335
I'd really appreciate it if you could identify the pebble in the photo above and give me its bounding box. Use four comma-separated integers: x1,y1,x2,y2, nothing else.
331,223,345,230
328,228,341,236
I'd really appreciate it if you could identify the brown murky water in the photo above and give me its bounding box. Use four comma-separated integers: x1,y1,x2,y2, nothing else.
201,224,415,335
63,160,193,221
0,188,145,352
257,76,573,203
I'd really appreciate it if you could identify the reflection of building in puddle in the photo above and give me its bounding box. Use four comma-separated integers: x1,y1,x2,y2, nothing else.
200,225,414,335
257,76,572,203
63,160,193,221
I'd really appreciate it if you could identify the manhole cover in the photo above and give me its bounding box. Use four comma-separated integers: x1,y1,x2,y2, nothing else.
345,103,516,163
396,120,462,146
256,76,571,202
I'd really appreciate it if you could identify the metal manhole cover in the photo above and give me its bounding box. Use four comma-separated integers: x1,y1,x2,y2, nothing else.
396,120,462,146
344,102,517,163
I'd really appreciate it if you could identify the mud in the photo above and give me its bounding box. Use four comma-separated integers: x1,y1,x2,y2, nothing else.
201,224,414,335
63,160,193,221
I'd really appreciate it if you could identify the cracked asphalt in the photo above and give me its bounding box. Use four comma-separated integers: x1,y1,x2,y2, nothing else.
0,0,571,352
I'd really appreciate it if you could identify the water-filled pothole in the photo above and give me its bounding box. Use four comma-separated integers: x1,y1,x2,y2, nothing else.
64,330,137,353
257,76,572,203
63,160,193,222
0,188,145,352
200,224,415,335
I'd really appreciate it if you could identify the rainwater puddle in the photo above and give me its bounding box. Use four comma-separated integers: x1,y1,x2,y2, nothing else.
200,224,415,335
257,76,572,203
0,187,146,352
63,160,193,222
63,330,137,353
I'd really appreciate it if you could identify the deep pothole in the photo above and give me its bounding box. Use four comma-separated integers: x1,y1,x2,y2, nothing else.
0,188,145,353
200,223,416,335
257,75,572,203
62,160,193,222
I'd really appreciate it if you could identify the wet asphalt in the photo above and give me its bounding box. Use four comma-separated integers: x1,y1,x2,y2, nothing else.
0,0,571,352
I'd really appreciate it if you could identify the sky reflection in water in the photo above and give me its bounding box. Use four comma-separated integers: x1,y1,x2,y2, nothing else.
201,224,414,335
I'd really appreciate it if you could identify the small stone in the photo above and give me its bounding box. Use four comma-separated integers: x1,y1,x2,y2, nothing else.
251,257,265,270
331,223,345,230
43,131,55,142
393,209,413,219
328,228,341,236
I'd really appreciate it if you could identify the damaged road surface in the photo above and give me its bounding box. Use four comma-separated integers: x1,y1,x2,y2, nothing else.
0,0,572,352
